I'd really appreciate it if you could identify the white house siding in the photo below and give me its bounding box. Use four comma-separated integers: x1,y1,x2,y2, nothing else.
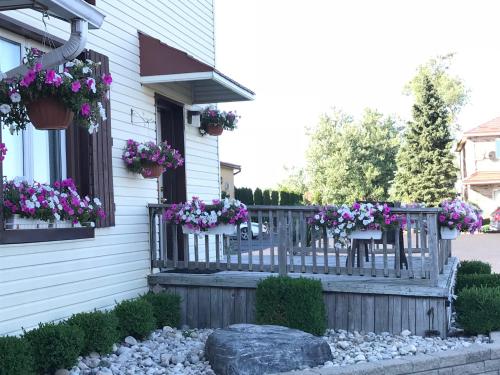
0,0,220,335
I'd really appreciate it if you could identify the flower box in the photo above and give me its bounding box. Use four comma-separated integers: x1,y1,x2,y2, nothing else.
52,221,82,229
5,215,51,230
349,229,383,240
440,227,458,240
182,224,236,236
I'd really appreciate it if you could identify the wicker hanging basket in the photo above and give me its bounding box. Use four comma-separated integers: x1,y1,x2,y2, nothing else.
26,97,74,130
206,123,224,136
141,164,165,178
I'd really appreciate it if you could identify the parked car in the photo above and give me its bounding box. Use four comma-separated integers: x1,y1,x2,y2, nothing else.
231,222,268,240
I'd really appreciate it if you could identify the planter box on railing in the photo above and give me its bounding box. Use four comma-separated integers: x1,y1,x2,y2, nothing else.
182,224,236,236
440,227,458,240
5,215,84,230
350,229,383,240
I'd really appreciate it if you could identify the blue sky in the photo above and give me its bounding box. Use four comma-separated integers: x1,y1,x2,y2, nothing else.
215,0,500,189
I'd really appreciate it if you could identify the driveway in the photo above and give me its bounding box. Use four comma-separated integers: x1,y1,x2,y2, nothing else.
453,233,500,272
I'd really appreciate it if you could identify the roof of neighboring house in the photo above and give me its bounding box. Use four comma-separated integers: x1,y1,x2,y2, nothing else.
220,162,242,171
463,171,500,185
457,117,500,151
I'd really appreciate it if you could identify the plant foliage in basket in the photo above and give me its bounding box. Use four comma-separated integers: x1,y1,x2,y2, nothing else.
122,139,184,177
0,48,111,134
199,106,239,135
439,198,482,233
3,178,105,225
164,196,248,232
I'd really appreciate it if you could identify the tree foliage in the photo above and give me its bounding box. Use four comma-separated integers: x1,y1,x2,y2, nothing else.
404,54,469,129
277,167,308,195
253,188,264,205
393,76,458,206
306,108,400,204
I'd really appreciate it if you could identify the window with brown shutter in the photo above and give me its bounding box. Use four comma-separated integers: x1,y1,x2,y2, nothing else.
0,48,114,243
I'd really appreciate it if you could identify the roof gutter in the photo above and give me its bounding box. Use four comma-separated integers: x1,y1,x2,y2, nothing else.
5,18,88,79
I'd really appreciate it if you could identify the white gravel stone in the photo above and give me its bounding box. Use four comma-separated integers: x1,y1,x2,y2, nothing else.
124,336,138,346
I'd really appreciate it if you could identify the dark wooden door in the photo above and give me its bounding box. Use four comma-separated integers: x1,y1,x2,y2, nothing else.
157,98,186,261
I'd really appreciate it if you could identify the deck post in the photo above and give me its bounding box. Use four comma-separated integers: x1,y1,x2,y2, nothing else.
277,210,287,276
149,207,157,270
428,213,440,287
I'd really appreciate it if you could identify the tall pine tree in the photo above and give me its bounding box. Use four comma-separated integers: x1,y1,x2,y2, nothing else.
393,76,458,206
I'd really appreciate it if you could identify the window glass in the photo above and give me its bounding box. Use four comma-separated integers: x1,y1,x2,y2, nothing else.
496,139,500,159
0,38,66,183
0,38,23,180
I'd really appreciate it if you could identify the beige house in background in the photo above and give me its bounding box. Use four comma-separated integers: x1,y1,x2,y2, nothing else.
220,162,241,198
456,117,500,217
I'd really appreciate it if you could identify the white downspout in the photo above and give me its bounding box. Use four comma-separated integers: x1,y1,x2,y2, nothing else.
5,18,88,79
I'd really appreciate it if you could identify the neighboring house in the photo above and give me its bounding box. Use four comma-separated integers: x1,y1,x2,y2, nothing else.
456,117,500,217
220,161,241,198
0,0,253,335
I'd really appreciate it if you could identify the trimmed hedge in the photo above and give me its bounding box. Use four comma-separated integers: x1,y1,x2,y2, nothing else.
114,298,156,339
456,286,500,334
67,310,119,355
256,276,326,336
0,336,35,375
24,322,84,374
456,273,500,293
457,260,491,276
141,292,181,329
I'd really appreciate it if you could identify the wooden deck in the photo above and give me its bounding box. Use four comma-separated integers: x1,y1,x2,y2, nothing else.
148,205,456,337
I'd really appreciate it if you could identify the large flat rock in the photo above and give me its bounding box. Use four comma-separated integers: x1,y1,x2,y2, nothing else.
205,324,333,375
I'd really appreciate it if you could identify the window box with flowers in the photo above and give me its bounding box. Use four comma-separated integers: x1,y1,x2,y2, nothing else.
0,48,111,134
122,139,184,179
438,198,482,239
199,106,239,136
3,178,105,231
164,197,248,235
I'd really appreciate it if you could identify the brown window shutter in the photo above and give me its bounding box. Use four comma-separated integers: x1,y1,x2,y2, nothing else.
66,50,115,227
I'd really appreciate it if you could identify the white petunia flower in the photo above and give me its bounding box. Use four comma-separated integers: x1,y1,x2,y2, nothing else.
54,213,61,221
10,92,21,103
65,61,76,68
63,71,73,79
93,197,102,206
0,104,11,114
82,66,92,74
97,102,107,120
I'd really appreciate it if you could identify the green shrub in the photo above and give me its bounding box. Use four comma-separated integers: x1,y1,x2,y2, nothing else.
0,336,35,375
67,310,119,355
456,286,500,334
24,322,83,374
271,190,279,205
141,292,181,329
114,298,156,339
256,276,326,336
254,188,264,205
456,273,500,293
482,224,490,233
263,189,272,205
457,260,491,276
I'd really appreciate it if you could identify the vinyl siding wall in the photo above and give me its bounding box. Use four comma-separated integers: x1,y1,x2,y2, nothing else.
0,0,219,335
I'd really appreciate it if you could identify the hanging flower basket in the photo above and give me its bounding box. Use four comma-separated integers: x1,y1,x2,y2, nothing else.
141,164,165,179
350,229,383,240
26,97,74,130
206,123,224,136
122,139,184,178
0,48,111,134
440,227,458,240
199,106,240,136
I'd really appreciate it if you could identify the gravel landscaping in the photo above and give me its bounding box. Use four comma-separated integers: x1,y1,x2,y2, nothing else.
65,326,491,375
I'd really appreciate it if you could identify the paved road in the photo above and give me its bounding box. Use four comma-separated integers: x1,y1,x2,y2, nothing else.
453,233,500,272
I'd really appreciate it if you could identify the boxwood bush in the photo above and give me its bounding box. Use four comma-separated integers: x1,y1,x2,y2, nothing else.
0,336,35,375
456,273,500,293
457,260,491,276
24,322,84,374
256,276,326,336
67,310,119,355
141,292,181,329
455,286,500,334
114,298,156,339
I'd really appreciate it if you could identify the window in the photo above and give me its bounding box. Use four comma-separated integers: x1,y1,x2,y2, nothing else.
496,138,500,159
0,37,66,184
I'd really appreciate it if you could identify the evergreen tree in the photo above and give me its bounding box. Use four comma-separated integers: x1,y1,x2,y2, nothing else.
263,189,272,205
271,190,279,205
254,188,264,205
393,76,458,206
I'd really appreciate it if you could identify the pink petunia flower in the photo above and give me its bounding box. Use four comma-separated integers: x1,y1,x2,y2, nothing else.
80,103,91,117
71,81,81,93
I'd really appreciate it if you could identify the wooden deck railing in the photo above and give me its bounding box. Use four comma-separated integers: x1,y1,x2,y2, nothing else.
148,205,451,286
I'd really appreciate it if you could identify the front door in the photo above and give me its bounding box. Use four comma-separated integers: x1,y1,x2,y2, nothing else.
157,97,186,261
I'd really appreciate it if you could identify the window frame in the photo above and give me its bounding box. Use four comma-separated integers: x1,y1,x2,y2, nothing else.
0,33,95,244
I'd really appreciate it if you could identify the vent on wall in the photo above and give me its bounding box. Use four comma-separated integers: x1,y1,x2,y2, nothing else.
488,151,498,161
